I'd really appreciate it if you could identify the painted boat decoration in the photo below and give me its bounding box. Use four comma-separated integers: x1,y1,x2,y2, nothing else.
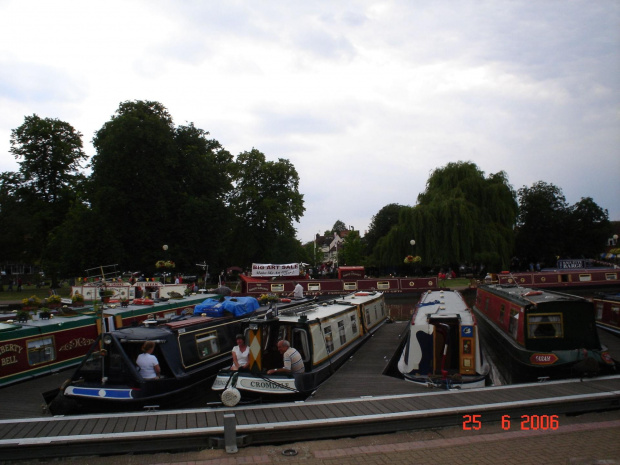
397,290,489,389
473,284,616,382
592,292,620,337
46,296,318,414
212,291,387,405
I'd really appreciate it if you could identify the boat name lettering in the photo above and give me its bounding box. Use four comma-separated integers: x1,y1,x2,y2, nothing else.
0,344,23,355
1,355,18,366
249,380,282,389
530,353,558,365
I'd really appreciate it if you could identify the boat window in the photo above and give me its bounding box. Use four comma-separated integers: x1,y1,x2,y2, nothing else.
605,273,618,281
308,283,321,291
578,274,592,282
527,314,563,339
27,336,56,365
292,329,310,362
596,303,603,320
278,326,290,342
509,309,519,339
612,306,619,325
324,325,334,353
343,282,357,290
365,309,371,326
499,304,505,323
377,281,390,290
270,284,284,292
338,320,346,344
350,314,358,334
196,331,220,360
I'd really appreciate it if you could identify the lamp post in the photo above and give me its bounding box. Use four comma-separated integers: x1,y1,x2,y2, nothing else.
162,245,168,284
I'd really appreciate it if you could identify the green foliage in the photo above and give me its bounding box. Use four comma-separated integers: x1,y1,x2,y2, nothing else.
228,149,305,264
365,203,407,256
339,230,365,266
374,162,517,271
515,182,611,265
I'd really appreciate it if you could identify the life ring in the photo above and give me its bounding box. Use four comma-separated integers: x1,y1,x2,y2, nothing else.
221,387,241,407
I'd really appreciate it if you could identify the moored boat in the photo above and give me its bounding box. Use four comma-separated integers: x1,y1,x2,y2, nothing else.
493,266,620,290
212,291,387,405
473,284,616,382
0,312,99,387
592,293,620,337
46,296,318,414
397,290,488,389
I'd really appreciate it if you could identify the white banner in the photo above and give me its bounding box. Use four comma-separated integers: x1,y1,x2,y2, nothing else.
251,263,299,277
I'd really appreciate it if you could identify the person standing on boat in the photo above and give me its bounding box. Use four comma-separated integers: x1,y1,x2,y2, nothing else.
137,341,161,379
267,340,305,375
292,282,304,300
231,334,250,371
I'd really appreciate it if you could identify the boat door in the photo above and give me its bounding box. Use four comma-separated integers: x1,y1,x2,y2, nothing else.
246,318,281,372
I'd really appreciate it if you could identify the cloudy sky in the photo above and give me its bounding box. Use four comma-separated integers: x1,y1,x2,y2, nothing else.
1,1,618,244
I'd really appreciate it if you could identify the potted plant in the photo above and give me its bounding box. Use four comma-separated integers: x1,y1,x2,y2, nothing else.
72,292,85,307
46,294,62,308
16,310,30,323
21,295,42,311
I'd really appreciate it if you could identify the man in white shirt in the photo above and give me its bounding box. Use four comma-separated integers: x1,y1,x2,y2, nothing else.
292,282,304,300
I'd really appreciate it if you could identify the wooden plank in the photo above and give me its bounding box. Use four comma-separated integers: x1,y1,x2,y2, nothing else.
123,416,139,433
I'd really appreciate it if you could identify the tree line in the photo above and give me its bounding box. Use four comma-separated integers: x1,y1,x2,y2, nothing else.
0,101,612,285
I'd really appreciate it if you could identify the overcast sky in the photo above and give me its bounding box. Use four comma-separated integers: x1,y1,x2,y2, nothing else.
1,1,618,244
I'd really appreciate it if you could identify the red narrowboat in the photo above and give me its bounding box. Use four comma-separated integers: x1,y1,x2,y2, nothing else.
473,284,616,382
592,293,620,336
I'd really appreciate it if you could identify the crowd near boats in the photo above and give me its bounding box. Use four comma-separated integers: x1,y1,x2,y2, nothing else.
1,260,619,414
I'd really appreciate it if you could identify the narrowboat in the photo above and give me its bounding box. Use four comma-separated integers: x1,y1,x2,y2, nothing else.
0,293,211,389
211,291,387,406
397,290,489,389
46,296,318,414
0,312,100,387
473,284,616,382
494,267,620,290
592,293,620,336
240,262,438,297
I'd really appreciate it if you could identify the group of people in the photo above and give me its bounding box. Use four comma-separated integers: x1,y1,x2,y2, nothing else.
136,333,304,381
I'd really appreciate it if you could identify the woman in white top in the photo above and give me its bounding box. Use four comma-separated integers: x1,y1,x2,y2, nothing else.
136,341,161,379
231,334,249,371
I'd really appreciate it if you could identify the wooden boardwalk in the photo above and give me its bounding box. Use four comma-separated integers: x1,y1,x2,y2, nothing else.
0,321,619,461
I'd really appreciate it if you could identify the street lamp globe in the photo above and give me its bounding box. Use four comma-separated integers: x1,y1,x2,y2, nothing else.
410,240,416,246
163,245,168,251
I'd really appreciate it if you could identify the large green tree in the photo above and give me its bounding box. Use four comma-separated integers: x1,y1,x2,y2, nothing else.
228,149,305,264
515,183,611,266
0,115,87,282
86,100,234,275
365,203,407,257
515,181,568,266
374,161,518,272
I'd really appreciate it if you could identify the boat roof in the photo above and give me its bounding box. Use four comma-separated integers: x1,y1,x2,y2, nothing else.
271,292,383,322
481,284,587,304
413,290,475,325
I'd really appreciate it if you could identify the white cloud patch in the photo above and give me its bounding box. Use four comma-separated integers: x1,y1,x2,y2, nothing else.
0,0,618,243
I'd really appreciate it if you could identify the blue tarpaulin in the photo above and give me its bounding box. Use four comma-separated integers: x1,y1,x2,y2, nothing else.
193,296,260,317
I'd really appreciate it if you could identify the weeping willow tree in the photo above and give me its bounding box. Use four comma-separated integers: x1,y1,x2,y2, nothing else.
374,161,517,271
